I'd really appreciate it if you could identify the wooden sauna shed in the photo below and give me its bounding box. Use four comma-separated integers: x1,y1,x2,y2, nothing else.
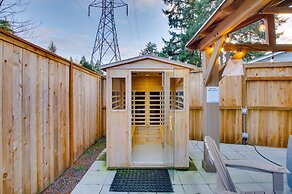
101,55,194,169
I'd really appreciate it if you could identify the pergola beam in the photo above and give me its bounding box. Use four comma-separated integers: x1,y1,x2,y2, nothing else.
229,14,266,34
262,7,292,14
223,43,292,52
198,0,273,50
204,37,225,86
264,14,276,45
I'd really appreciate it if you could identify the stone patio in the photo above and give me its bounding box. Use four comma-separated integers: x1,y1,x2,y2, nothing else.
71,140,292,194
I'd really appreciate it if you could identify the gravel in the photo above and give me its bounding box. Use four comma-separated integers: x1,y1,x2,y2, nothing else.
40,138,106,194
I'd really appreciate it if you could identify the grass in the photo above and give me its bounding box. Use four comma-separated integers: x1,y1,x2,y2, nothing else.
73,165,85,171
177,157,198,171
97,152,106,161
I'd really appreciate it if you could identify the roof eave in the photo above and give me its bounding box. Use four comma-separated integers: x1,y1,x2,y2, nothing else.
100,55,196,70
185,0,230,51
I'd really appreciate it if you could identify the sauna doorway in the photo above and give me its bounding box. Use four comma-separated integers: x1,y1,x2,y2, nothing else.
131,72,164,165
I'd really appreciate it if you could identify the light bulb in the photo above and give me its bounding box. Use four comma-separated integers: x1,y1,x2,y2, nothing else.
259,19,266,32
225,35,231,43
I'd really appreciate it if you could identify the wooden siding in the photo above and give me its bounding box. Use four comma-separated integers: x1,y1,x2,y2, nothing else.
189,63,292,148
0,30,104,194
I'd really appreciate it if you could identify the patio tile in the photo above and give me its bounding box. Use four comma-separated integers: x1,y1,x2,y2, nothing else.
193,160,204,171
237,151,267,160
222,151,245,160
71,140,289,194
230,144,254,152
169,170,181,185
182,184,213,194
177,171,206,185
104,170,116,185
208,183,216,193
71,184,102,194
99,185,127,194
189,150,203,161
88,161,107,171
80,171,109,185
199,171,216,184
170,184,185,194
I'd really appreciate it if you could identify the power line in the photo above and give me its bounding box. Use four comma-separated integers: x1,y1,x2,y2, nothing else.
131,0,141,41
72,0,97,26
88,0,128,66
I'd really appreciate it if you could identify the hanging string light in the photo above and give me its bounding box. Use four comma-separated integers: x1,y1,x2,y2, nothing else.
225,34,231,43
259,19,266,32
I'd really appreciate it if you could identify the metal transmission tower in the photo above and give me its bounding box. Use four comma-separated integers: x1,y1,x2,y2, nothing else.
88,0,128,66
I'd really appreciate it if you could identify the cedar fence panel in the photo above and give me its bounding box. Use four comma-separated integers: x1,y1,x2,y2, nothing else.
189,71,204,140
0,30,104,194
219,76,243,144
189,62,292,148
245,63,292,147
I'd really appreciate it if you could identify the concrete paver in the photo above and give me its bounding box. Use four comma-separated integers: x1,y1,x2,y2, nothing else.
71,140,292,194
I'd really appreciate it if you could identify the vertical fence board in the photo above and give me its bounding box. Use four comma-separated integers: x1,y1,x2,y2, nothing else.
42,57,49,188
189,71,204,140
22,50,32,193
65,66,70,168
48,60,55,185
29,52,37,194
3,41,14,194
0,40,3,194
12,45,23,194
0,31,103,194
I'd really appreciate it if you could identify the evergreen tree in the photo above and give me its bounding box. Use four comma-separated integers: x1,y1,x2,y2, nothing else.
0,0,39,36
48,41,57,54
140,42,159,56
161,0,287,65
80,56,93,71
0,20,12,33
161,0,222,66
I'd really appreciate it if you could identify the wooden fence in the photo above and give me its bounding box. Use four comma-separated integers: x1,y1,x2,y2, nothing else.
0,30,104,194
189,62,292,148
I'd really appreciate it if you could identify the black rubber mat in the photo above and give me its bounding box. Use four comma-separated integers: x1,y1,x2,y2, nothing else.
109,169,173,192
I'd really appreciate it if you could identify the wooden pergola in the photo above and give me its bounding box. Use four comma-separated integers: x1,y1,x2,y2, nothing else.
186,0,292,171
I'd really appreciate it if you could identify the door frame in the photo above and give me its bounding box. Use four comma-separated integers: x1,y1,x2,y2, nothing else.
129,70,166,167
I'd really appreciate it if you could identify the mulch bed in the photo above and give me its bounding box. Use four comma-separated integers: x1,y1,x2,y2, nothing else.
41,138,106,194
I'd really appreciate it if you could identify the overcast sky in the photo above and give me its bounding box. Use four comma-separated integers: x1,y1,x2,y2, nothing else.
21,0,170,63
19,1,292,63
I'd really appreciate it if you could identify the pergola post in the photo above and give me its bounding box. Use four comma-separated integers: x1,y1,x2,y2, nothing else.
185,0,292,173
202,37,224,172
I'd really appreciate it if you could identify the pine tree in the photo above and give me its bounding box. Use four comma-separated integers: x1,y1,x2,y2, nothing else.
161,0,287,65
140,42,159,56
161,0,222,67
48,41,57,54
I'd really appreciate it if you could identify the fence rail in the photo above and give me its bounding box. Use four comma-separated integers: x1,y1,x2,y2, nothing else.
0,30,104,194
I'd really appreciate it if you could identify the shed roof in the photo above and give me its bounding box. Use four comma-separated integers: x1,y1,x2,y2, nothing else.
100,55,197,70
186,0,292,51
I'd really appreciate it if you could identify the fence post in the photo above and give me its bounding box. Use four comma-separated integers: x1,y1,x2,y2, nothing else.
69,62,74,165
241,64,247,144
